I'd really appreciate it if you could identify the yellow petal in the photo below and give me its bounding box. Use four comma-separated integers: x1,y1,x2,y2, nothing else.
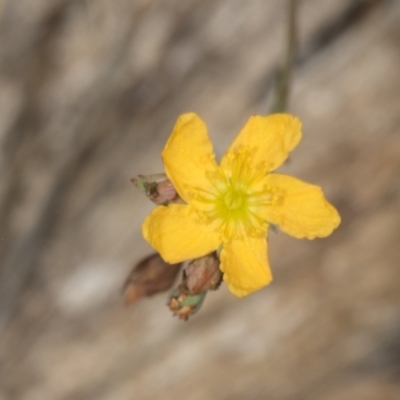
221,114,302,173
265,174,341,239
220,237,272,297
162,113,218,204
142,203,221,263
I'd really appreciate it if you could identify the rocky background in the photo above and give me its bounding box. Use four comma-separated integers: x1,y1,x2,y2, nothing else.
1,0,400,399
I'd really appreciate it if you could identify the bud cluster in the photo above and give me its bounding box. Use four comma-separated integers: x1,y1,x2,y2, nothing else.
125,174,223,320
168,252,222,320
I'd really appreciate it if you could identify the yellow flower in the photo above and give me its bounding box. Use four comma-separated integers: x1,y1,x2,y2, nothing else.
142,113,340,297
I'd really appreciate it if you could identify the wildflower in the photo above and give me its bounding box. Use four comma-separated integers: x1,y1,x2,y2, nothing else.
142,113,340,297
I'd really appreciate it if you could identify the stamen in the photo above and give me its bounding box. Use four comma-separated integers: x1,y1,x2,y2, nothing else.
197,146,273,240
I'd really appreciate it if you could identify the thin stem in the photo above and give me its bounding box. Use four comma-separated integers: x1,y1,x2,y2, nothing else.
0,1,4,21
271,0,297,113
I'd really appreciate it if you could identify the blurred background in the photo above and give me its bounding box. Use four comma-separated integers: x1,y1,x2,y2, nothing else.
0,0,400,399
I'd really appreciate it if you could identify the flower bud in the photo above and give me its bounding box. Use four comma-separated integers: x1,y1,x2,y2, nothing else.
131,174,181,205
167,252,222,320
185,252,222,295
167,285,207,321
123,253,181,305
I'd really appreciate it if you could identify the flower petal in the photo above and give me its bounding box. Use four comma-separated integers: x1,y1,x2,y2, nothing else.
220,237,272,297
221,114,302,173
162,113,218,204
265,174,341,239
142,203,221,263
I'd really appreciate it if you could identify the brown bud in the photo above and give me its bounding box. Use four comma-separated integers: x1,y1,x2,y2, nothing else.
185,252,222,295
167,252,222,320
167,285,207,321
123,253,181,305
131,174,182,205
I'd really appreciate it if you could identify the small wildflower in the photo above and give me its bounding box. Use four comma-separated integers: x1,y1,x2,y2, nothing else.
142,113,340,297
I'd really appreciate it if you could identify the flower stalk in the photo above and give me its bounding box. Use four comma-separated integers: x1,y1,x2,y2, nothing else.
272,0,297,113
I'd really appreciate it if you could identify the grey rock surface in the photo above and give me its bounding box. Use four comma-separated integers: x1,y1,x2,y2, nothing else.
0,1,399,399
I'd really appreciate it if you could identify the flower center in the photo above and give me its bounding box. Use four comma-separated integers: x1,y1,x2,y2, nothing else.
200,149,273,240
223,189,245,210
215,185,249,225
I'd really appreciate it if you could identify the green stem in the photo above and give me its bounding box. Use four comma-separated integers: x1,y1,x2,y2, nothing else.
271,0,297,113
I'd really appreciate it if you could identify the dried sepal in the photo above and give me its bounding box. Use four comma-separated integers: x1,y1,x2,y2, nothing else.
168,284,207,321
131,174,182,205
123,253,181,305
